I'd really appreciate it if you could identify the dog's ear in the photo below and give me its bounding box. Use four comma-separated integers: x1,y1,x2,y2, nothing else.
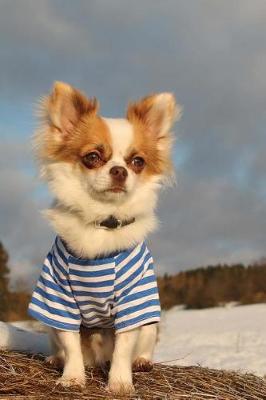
127,93,181,140
44,81,98,138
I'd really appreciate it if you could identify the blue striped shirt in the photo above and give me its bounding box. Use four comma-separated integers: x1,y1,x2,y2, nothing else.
28,237,161,333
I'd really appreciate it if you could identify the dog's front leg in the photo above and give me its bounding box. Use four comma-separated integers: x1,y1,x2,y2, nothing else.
54,329,85,388
108,328,139,394
133,323,158,371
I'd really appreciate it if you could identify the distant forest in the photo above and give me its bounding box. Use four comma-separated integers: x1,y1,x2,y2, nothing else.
0,242,30,321
0,241,266,321
158,261,266,309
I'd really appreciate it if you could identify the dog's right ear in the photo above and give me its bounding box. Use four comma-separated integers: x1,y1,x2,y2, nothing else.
44,81,98,138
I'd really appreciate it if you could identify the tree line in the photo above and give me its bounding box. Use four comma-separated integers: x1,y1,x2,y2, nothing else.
158,261,266,309
0,242,31,321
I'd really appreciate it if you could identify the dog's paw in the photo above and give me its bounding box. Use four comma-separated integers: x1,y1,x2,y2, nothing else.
133,357,153,372
46,355,64,369
107,379,135,395
56,374,86,388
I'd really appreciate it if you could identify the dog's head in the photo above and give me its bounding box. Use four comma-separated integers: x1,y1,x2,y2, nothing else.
36,82,180,220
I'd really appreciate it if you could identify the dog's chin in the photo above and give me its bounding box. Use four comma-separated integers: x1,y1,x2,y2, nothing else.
107,187,127,193
90,186,130,203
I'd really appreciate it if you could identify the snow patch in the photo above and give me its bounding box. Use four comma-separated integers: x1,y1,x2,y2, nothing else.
155,304,266,376
0,321,50,354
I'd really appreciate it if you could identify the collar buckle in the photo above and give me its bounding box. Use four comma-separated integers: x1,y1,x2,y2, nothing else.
95,216,122,230
95,216,135,230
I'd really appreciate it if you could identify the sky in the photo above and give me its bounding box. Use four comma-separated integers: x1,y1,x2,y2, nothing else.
1,0,266,286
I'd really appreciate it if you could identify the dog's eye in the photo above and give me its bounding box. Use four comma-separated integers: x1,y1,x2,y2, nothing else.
131,156,145,172
82,152,102,169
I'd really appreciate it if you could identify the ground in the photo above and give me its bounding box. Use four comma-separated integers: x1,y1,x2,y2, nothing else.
1,350,266,400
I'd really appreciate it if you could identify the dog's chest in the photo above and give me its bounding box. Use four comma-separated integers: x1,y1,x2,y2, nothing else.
67,242,150,326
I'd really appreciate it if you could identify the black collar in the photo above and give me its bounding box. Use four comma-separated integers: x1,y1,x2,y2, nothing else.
95,215,135,230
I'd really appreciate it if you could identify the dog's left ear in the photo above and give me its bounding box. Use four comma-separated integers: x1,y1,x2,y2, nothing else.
127,93,182,141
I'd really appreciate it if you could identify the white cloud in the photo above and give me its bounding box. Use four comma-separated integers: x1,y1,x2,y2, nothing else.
150,174,266,272
0,0,266,281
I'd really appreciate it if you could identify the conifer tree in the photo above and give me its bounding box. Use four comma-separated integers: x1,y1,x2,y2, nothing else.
0,242,10,321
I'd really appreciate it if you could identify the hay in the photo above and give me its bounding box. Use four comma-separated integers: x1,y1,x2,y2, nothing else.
0,351,265,400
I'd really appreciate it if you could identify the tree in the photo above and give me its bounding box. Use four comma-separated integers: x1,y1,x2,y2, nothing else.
0,241,10,320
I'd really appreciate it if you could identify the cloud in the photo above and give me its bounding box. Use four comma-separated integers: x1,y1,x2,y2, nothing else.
150,173,266,272
0,141,53,286
0,0,266,282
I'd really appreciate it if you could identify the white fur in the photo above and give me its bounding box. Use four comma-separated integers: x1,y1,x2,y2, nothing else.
108,329,139,394
103,118,134,161
44,160,160,257
41,117,163,258
55,330,85,387
107,324,158,393
47,327,115,370
133,323,158,362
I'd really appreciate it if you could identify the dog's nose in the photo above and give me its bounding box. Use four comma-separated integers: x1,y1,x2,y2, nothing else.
109,166,128,182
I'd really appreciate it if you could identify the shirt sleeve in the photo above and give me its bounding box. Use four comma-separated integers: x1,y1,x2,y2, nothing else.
28,238,81,331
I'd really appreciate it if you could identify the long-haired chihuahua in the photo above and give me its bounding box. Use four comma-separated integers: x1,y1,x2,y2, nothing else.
28,82,181,394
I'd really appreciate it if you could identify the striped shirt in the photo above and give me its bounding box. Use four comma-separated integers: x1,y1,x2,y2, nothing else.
28,237,161,333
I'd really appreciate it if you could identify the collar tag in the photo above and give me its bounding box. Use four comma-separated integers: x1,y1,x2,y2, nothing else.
94,215,135,230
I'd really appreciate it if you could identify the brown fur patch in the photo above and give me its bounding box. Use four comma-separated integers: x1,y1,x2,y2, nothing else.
36,82,112,166
127,94,176,178
126,116,173,178
39,112,112,166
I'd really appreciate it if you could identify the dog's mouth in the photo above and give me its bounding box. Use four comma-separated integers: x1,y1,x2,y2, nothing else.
106,186,127,193
92,186,128,200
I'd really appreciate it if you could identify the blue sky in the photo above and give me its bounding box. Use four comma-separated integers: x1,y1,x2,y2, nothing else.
1,0,266,286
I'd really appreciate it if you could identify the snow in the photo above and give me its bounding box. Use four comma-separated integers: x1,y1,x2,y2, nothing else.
155,304,266,377
0,321,50,354
1,304,265,376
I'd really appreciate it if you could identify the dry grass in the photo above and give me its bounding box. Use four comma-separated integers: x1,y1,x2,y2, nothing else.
0,350,265,400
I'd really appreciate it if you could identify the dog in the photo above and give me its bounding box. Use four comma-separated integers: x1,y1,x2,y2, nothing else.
28,82,180,394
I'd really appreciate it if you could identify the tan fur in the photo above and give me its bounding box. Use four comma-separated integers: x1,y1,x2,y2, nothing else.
37,83,112,164
127,93,180,178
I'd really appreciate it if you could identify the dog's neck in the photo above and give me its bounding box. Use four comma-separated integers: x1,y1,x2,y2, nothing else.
43,166,161,258
45,204,158,259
